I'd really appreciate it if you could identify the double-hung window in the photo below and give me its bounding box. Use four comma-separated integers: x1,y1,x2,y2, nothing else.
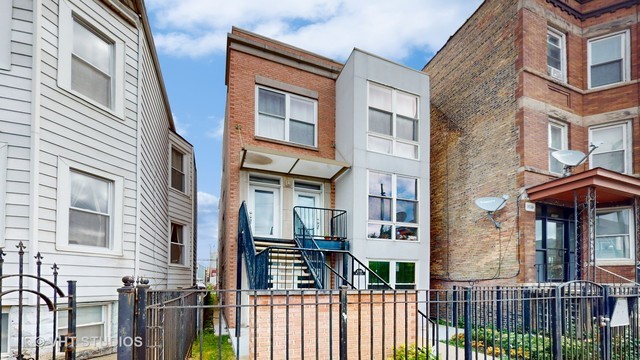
588,30,630,89
56,158,123,255
548,121,567,174
595,208,633,262
368,83,419,159
170,223,186,265
59,305,107,345
547,28,566,82
368,260,416,289
171,148,185,192
58,0,124,115
367,172,418,241
256,87,317,147
589,122,631,173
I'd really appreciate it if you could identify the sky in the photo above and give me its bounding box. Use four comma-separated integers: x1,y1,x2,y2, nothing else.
144,0,484,263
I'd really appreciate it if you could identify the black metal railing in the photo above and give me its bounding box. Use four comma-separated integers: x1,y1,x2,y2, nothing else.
255,246,315,289
137,281,640,360
293,206,347,241
239,202,261,289
293,211,325,289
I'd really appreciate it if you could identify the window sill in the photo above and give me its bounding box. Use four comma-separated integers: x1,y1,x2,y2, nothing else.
254,136,319,152
595,260,635,266
56,243,123,257
58,85,125,121
168,263,190,269
170,186,191,198
366,238,421,243
586,80,637,93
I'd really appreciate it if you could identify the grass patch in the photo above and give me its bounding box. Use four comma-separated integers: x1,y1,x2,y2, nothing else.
190,329,235,360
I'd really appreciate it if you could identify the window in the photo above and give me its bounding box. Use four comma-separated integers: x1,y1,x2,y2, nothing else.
588,31,630,88
548,121,567,174
59,305,107,345
589,122,631,173
171,148,185,192
58,0,124,114
368,260,416,289
547,28,566,81
56,158,123,255
0,312,7,354
596,208,633,261
367,172,418,241
0,0,11,70
256,86,317,147
368,82,419,159
170,223,185,265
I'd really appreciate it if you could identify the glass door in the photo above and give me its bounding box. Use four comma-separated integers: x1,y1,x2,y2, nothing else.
535,205,576,282
249,183,281,238
295,189,322,237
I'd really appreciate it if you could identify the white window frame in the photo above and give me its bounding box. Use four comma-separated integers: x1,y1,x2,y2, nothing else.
547,28,566,82
367,82,420,160
0,309,9,355
587,30,630,89
0,143,6,248
0,0,12,70
595,207,635,265
56,157,124,256
170,145,186,193
169,221,188,267
366,171,419,242
254,85,318,147
57,0,125,116
588,121,632,174
548,120,568,174
367,260,418,289
58,303,110,347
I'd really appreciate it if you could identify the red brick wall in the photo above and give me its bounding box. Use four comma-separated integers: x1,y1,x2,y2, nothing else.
249,292,417,360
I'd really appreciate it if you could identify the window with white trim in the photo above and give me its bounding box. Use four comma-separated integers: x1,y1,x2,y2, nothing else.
255,86,317,147
595,208,634,261
548,121,567,174
368,260,416,289
588,31,630,89
56,158,123,255
368,82,419,159
547,28,566,82
589,122,631,174
170,222,186,265
171,147,185,192
59,304,107,345
367,172,418,241
0,0,12,70
0,312,7,354
58,0,124,114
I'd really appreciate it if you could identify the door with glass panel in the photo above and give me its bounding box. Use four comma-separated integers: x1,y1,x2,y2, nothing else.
535,205,576,282
294,183,322,237
248,177,281,238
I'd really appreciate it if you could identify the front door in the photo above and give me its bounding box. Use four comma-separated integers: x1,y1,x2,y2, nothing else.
535,205,576,282
249,180,281,238
294,183,322,237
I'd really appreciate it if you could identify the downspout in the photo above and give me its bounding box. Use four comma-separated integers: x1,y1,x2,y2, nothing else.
133,13,143,282
29,0,43,294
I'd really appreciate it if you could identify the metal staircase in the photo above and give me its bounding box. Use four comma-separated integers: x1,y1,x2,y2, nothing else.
254,238,315,289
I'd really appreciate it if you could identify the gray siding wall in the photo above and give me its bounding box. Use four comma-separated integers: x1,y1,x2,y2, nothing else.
37,0,138,302
0,0,33,292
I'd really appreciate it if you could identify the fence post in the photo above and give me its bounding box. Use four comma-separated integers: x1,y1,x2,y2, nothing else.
117,276,136,360
523,289,531,332
339,285,348,360
600,285,611,360
463,287,472,360
551,286,563,360
496,286,502,331
452,286,458,327
135,280,150,360
66,280,77,360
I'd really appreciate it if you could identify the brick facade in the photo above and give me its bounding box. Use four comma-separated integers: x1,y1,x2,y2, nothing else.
425,0,640,288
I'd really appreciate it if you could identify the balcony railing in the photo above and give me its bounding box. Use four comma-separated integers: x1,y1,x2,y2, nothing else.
293,206,347,241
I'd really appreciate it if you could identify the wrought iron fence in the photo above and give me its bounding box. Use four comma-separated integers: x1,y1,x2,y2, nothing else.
123,281,640,359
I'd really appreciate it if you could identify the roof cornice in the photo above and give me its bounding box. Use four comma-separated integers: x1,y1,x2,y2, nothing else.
546,0,639,21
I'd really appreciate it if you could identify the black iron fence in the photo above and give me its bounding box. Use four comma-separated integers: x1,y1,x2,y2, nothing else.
0,241,76,360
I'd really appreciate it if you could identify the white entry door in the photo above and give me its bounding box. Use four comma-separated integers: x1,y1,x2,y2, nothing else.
295,187,322,236
249,184,281,238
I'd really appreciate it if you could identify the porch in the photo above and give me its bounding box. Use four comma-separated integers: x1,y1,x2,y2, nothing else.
527,167,640,285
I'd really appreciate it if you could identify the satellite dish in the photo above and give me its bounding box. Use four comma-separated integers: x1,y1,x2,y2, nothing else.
552,150,586,167
474,194,509,229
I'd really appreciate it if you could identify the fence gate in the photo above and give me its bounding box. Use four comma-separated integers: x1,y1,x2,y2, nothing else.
0,241,77,360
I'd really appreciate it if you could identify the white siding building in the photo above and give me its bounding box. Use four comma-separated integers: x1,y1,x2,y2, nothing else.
0,0,196,357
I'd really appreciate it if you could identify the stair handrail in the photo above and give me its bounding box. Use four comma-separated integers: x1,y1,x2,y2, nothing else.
592,264,640,286
343,251,393,290
238,201,266,289
293,211,325,289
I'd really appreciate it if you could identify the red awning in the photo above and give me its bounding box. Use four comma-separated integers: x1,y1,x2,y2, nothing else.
527,168,640,204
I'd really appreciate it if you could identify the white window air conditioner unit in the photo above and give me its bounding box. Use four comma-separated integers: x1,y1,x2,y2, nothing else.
548,65,562,80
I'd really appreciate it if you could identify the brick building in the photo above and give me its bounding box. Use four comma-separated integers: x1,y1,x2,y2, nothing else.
425,0,640,288
218,27,430,300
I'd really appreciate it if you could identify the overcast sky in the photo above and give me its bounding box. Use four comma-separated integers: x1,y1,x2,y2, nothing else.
144,0,484,262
